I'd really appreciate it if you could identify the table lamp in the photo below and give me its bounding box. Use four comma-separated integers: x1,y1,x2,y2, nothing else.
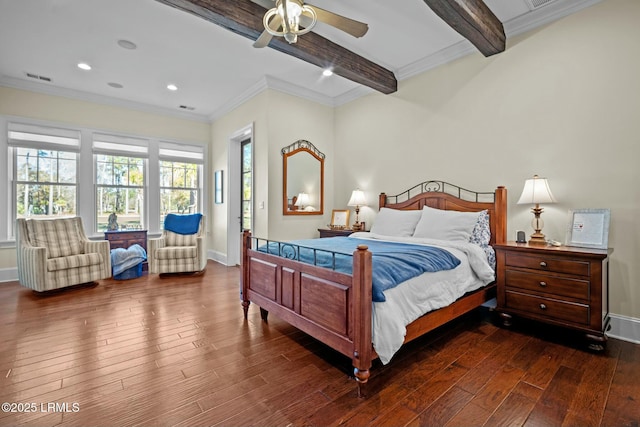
517,175,556,245
294,192,310,210
348,189,367,231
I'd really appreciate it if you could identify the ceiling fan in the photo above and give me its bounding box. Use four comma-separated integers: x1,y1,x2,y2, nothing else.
251,0,369,47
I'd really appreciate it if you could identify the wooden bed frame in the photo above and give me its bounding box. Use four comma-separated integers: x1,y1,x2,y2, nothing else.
241,181,507,396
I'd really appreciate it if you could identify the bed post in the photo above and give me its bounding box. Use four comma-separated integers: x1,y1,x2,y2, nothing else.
379,192,387,209
352,244,373,398
241,230,251,320
494,186,508,244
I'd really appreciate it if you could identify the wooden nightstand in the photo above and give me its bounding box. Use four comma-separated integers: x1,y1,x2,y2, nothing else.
318,228,354,238
495,242,612,350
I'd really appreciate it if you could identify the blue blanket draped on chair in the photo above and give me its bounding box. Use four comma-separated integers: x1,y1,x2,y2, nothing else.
259,237,461,302
164,213,202,235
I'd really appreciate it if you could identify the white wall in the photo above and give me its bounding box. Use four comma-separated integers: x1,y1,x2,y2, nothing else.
210,91,269,260
334,0,640,319
264,91,334,241
210,89,335,265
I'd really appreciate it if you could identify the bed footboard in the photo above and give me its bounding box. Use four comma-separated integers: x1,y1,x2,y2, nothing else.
241,231,373,395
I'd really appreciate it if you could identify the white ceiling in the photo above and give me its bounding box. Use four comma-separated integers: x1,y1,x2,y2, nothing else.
0,0,598,122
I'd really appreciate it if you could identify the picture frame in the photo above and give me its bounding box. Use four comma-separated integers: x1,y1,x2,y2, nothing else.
214,170,223,204
330,209,350,230
565,208,610,249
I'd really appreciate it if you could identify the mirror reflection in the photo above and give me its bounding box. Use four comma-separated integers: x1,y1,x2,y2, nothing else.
282,140,324,216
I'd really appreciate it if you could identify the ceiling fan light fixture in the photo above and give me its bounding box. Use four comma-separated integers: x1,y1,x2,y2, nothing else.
264,0,317,44
277,0,302,19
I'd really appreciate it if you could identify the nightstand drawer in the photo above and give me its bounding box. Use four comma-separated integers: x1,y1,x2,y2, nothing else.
505,252,590,276
505,291,590,325
505,270,590,300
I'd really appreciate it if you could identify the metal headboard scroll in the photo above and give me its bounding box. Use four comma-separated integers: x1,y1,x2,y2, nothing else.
281,140,325,159
384,180,496,204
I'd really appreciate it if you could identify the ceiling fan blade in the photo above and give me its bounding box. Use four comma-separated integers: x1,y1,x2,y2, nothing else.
253,13,281,48
307,4,368,38
253,30,274,48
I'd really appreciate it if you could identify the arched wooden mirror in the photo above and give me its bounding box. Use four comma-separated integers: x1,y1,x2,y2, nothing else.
282,140,324,215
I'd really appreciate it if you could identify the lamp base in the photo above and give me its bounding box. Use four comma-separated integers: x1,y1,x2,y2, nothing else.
528,233,547,246
351,222,363,232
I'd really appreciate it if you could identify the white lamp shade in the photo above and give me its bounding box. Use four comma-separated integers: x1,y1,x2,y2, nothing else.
348,190,367,207
294,192,310,206
517,176,557,205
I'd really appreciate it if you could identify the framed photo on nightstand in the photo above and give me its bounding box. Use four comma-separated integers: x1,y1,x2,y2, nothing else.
330,209,350,229
565,208,610,249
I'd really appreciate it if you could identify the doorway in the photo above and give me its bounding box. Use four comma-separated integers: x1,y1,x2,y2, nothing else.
227,124,253,266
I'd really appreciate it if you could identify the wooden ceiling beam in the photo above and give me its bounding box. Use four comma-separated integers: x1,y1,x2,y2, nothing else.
154,0,397,94
423,0,505,57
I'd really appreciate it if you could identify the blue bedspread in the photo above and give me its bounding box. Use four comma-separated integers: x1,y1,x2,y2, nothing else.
164,213,202,235
259,237,460,302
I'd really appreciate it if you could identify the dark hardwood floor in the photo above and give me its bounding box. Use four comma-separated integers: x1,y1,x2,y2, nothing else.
0,261,638,426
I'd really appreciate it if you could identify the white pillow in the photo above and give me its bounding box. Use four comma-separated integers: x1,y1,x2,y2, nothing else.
413,206,481,242
369,208,422,237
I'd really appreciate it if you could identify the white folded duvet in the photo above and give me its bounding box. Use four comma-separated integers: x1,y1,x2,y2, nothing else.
348,232,495,364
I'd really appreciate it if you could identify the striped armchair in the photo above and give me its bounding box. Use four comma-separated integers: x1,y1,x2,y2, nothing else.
16,217,111,292
148,215,206,274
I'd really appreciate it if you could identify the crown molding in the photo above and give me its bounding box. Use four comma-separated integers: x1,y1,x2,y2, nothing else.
0,75,211,123
396,40,477,82
208,77,269,122
264,75,336,107
209,74,337,121
505,0,601,38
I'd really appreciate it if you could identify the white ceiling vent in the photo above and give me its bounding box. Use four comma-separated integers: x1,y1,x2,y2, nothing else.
25,72,52,82
525,0,557,9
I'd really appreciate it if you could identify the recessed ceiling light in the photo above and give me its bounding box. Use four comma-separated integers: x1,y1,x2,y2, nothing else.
77,63,92,71
167,84,178,91
322,69,333,77
117,39,137,50
108,82,123,89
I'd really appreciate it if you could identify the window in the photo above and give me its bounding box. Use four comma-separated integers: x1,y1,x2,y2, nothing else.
8,123,80,222
241,138,252,231
93,134,148,232
2,117,207,242
158,142,204,228
96,155,145,231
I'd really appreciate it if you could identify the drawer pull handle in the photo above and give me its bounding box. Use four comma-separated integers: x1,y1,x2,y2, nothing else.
539,281,547,287
539,303,547,310
540,261,548,268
